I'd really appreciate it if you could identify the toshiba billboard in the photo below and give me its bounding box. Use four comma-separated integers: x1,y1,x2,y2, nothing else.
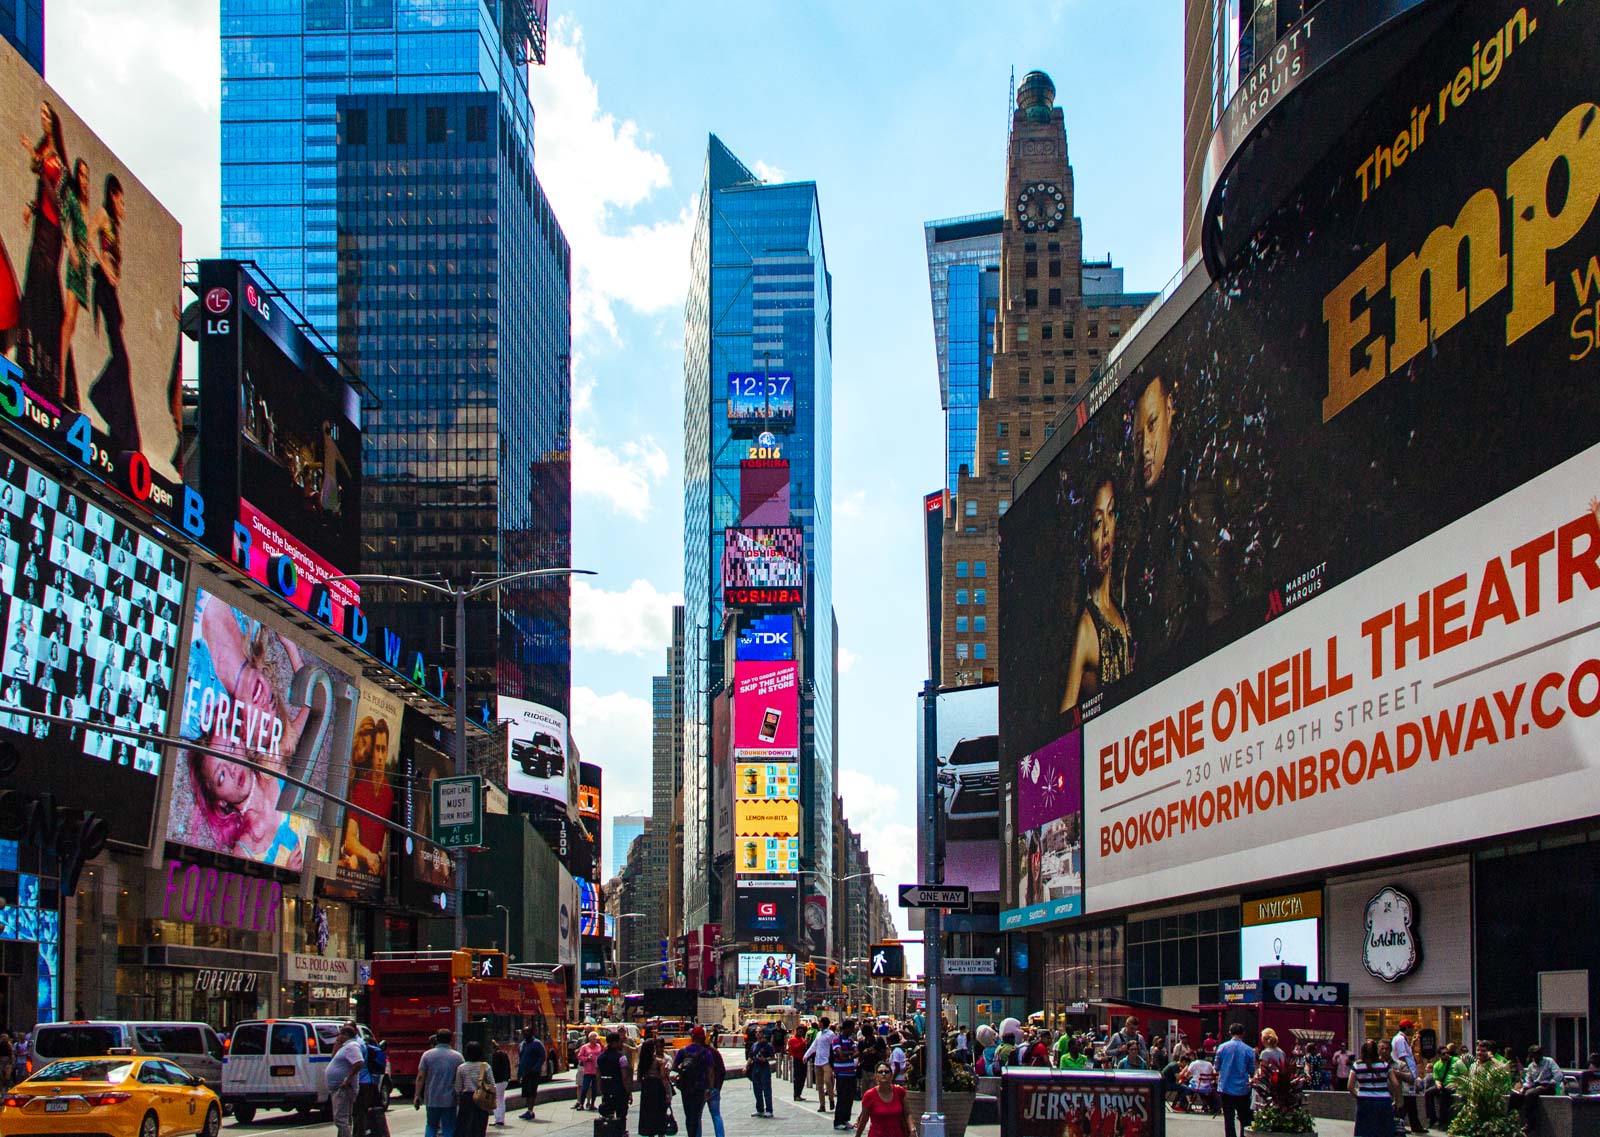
1000,0,1600,916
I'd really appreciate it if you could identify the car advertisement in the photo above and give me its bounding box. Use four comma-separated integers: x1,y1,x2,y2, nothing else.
733,661,799,758
502,694,570,807
918,684,1001,895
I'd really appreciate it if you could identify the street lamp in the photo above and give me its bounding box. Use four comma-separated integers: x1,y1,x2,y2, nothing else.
495,904,511,956
326,566,593,1039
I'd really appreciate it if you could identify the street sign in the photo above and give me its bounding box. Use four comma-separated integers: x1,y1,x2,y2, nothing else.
943,957,997,976
432,775,483,849
899,883,971,910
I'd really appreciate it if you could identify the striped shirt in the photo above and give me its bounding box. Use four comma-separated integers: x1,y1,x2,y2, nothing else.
1353,1061,1392,1099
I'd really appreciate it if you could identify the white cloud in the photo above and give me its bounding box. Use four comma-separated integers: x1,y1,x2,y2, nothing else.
838,646,859,675
571,686,654,818
530,17,696,338
837,489,867,518
751,160,788,183
838,767,920,938
572,426,669,519
572,579,683,656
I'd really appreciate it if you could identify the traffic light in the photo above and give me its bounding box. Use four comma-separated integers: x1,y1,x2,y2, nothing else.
805,960,818,987
827,964,838,987
463,889,495,916
868,943,905,979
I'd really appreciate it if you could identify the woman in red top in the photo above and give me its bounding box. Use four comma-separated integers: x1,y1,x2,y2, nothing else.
855,1063,911,1137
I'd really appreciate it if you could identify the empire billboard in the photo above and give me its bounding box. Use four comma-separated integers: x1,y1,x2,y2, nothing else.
999,0,1600,915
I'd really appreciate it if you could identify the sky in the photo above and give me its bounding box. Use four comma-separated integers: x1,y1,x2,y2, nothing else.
45,0,1183,935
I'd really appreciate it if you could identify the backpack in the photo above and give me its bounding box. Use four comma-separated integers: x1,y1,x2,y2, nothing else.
996,1043,1017,1070
364,1042,388,1081
676,1048,707,1095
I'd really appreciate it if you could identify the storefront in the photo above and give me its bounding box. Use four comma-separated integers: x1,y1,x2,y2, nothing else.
281,895,368,1017
282,951,360,1019
1326,858,1472,1054
1035,920,1125,1030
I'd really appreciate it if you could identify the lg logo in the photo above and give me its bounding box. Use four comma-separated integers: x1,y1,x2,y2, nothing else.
244,282,272,322
204,287,232,336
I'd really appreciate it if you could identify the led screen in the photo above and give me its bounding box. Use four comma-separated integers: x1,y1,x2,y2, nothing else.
1240,918,1321,981
732,661,799,758
1003,731,1084,931
0,448,186,846
722,527,804,591
736,836,798,876
726,371,795,427
407,738,455,890
736,614,794,662
735,800,799,838
919,685,1001,897
739,459,790,526
169,586,359,869
735,761,799,801
502,695,571,807
735,881,797,947
737,952,796,987
334,683,405,897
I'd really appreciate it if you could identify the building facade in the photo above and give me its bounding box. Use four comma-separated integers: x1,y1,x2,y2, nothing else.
938,73,1154,688
650,605,685,973
681,136,834,950
0,0,42,75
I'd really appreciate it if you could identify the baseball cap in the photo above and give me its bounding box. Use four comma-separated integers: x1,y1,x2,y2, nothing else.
1398,1019,1415,1030
690,1026,707,1042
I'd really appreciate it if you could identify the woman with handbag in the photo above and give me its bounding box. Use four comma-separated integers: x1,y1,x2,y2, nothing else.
454,1041,495,1137
637,1038,677,1137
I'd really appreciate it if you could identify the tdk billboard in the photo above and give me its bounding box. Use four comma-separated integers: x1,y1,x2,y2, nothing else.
737,614,794,661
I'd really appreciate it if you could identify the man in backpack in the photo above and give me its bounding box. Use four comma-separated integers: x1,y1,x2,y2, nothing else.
347,1022,380,1137
673,1024,723,1137
829,1020,860,1131
488,1039,511,1126
516,1029,545,1121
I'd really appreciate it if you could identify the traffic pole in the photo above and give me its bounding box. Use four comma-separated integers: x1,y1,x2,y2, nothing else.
920,683,945,1137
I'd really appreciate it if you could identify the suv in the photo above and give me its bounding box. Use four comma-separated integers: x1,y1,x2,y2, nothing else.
222,1018,380,1125
937,734,999,840
512,732,565,780
32,1020,225,1084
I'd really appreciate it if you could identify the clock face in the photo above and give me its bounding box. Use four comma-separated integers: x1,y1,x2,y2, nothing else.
1017,181,1065,232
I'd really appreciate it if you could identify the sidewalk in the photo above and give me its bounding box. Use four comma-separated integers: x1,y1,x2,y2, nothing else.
517,1048,748,1105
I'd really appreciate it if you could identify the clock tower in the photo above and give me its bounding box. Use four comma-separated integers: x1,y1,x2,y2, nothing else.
939,70,1151,686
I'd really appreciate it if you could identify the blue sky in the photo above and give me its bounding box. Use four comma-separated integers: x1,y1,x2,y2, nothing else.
48,0,1182,929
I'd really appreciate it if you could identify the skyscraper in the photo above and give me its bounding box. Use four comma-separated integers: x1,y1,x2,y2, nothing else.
682,136,833,951
0,0,42,76
939,72,1155,687
925,214,1002,496
219,2,570,714
647,606,684,984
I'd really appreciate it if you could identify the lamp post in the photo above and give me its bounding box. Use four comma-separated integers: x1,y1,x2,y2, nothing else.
326,566,593,1040
495,904,511,956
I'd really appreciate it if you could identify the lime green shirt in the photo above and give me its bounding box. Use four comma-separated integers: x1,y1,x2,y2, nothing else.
1059,1053,1091,1070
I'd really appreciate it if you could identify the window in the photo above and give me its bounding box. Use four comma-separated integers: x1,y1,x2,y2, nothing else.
1022,449,1034,463
1024,241,1037,253
466,105,488,142
425,106,447,143
1088,322,1099,337
1016,324,1029,344
1049,259,1062,278
955,616,969,633
1110,322,1122,338
955,562,969,578
998,501,1009,516
955,590,969,605
974,643,988,660
1049,288,1062,306
975,561,988,577
1025,289,1038,308
269,1025,307,1055
1024,260,1038,278
975,616,988,633
965,499,978,517
1048,241,1061,252
1064,324,1074,339
1044,369,1055,385
997,450,1010,466
385,107,407,144
1017,370,1029,386
228,1025,267,1057
1042,323,1053,340
997,422,1009,437
343,108,368,146
138,1063,175,1086
974,589,986,605
955,643,969,660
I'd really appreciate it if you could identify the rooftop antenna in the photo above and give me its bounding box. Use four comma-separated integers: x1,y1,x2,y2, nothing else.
1008,65,1016,131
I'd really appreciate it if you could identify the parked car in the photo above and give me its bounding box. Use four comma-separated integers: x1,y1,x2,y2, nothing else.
31,1022,225,1086
221,1018,379,1125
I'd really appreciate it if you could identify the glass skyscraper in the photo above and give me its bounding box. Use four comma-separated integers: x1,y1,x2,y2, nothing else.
0,0,43,75
220,1,569,715
924,214,1002,495
682,136,833,937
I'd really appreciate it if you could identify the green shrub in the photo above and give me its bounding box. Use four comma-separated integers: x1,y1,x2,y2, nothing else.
1446,1060,1522,1137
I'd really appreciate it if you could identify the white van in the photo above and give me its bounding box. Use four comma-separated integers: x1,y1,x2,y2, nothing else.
31,1021,226,1084
222,1018,377,1125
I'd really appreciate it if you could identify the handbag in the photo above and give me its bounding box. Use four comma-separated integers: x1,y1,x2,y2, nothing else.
473,1064,497,1113
665,1108,679,1135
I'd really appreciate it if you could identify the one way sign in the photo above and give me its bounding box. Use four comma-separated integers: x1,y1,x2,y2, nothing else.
899,884,971,910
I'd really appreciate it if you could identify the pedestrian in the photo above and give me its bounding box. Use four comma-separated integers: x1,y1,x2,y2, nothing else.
789,1027,810,1100
1509,1044,1563,1133
953,1024,972,1066
349,1023,378,1137
673,1024,722,1137
1333,1046,1352,1088
1216,1022,1257,1137
1578,1052,1600,1096
853,1062,912,1137
453,1041,493,1137
1391,1021,1426,1134
0,1033,14,1095
413,1030,465,1137
1108,1016,1147,1060
1350,1039,1399,1137
831,1020,861,1131
1254,1028,1286,1109
488,1039,511,1126
573,1030,603,1111
888,1034,909,1084
805,1016,839,1115
600,1032,638,1132
1058,1036,1091,1070
326,1023,365,1137
516,1029,545,1120
748,1025,777,1118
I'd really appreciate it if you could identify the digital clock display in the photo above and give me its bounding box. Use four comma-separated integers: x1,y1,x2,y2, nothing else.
726,371,796,426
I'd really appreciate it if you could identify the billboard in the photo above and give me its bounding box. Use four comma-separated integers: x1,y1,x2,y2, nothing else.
999,0,1600,915
722,527,804,607
735,880,797,947
558,867,578,969
196,261,363,632
334,682,406,897
737,836,799,875
999,1069,1164,1137
736,761,799,800
732,661,799,758
739,459,790,526
918,684,1000,895
0,447,187,847
578,877,602,937
1003,731,1084,930
169,586,359,870
736,613,795,661
578,760,601,829
735,800,799,837
502,695,570,806
726,371,795,427
737,952,796,987
0,44,184,518
408,739,456,890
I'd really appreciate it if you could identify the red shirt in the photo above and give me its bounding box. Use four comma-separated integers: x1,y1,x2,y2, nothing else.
859,1084,908,1137
787,1036,807,1059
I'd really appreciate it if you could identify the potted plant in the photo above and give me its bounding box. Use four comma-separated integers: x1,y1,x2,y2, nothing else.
1248,1058,1316,1135
905,1045,979,1137
1446,1059,1522,1137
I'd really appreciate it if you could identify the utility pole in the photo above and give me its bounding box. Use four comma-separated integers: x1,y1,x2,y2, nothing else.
921,681,946,1137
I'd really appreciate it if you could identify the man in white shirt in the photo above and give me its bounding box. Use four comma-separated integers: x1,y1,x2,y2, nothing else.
325,1024,365,1137
803,1017,838,1115
1392,1021,1425,1134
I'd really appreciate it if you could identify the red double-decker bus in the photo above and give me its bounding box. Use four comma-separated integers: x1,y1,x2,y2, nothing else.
369,951,569,1096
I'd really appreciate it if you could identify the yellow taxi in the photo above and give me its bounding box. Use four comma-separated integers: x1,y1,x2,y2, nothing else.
1,1054,221,1137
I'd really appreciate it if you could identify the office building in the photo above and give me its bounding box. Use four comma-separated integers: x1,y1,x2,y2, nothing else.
682,136,834,951
925,214,1002,497
650,607,685,972
1,0,42,75
611,813,647,881
938,71,1154,687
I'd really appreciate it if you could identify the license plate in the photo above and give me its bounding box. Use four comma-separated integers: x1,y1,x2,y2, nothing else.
271,1066,295,1077
45,1100,69,1112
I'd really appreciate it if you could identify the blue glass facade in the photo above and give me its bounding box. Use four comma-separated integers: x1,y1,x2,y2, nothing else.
683,136,833,933
222,2,569,715
924,215,1002,495
0,0,42,76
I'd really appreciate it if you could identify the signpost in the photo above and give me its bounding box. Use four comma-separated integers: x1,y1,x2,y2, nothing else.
899,884,971,910
432,775,484,849
942,957,997,976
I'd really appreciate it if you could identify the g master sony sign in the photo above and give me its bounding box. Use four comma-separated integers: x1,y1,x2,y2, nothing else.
1001,0,1600,917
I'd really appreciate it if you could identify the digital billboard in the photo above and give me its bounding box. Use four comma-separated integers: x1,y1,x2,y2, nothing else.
999,1069,1164,1137
732,661,799,758
169,586,359,870
196,260,363,635
0,43,185,521
918,684,1000,895
735,880,797,947
0,447,187,847
502,695,570,807
722,527,804,607
735,800,799,837
999,0,1600,915
736,613,794,661
578,877,602,937
736,761,799,800
739,458,790,526
726,371,795,427
737,836,798,875
578,761,601,832
406,737,456,890
334,682,406,898
1002,731,1084,930
737,952,796,987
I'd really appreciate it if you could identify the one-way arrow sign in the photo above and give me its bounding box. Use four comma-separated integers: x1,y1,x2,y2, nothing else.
899,884,971,910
